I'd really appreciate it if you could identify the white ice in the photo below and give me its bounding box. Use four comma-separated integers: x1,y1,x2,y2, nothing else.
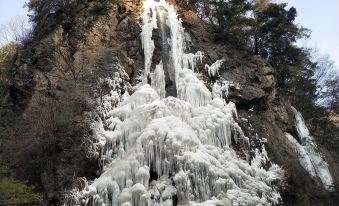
65,0,285,205
151,61,166,99
284,106,334,191
182,51,204,72
205,59,224,77
291,107,310,141
285,132,316,177
69,81,283,205
176,68,212,107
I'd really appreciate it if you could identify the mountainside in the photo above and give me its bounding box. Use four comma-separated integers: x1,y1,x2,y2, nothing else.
0,0,338,205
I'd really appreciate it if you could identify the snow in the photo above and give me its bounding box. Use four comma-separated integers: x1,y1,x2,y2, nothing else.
64,0,284,205
284,106,334,191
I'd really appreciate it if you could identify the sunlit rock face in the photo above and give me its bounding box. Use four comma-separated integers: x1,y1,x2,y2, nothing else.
64,0,285,205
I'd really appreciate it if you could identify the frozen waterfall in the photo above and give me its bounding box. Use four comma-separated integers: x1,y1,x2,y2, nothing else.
64,0,284,205
285,106,334,191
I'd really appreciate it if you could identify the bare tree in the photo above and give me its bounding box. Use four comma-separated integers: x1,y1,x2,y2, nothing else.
52,46,86,83
319,76,339,112
314,54,335,85
0,15,31,47
313,53,339,110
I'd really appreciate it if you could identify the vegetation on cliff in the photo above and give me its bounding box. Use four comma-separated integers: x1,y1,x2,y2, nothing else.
0,167,42,204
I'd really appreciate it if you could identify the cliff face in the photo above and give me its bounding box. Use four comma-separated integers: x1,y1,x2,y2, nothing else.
1,0,145,204
1,0,338,205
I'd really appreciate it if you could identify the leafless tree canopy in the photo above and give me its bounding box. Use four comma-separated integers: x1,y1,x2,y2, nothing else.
314,53,339,110
314,54,335,84
0,15,31,47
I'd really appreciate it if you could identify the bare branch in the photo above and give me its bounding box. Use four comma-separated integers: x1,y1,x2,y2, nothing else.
0,15,31,47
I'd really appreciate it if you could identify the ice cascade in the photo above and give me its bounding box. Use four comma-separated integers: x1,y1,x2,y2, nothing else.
285,106,334,191
65,0,284,205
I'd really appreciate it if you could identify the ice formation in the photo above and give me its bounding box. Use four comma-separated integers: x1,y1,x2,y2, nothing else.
212,79,236,99
284,106,334,191
176,69,212,107
65,0,284,205
151,62,166,99
205,59,224,77
182,51,204,72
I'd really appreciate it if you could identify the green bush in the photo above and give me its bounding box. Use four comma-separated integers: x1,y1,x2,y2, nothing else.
0,177,42,203
0,42,16,64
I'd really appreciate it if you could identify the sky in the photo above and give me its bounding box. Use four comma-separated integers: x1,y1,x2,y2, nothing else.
0,0,338,68
0,0,28,25
282,0,339,70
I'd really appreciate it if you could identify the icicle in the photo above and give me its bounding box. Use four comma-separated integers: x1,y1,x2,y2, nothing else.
151,61,166,99
182,51,204,72
131,183,147,206
173,170,191,203
118,189,132,206
212,79,240,100
141,0,163,77
205,59,224,77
